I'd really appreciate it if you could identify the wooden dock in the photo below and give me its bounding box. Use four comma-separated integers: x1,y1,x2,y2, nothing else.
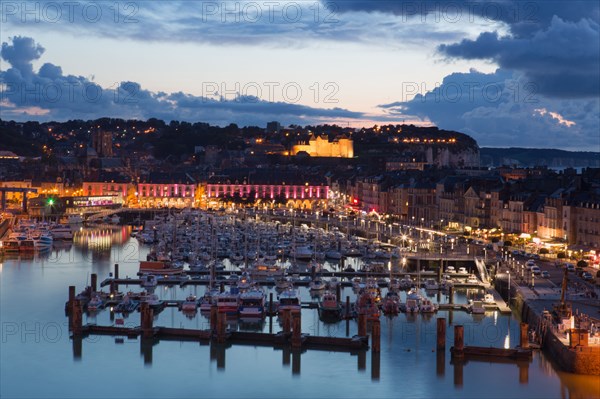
451,346,532,360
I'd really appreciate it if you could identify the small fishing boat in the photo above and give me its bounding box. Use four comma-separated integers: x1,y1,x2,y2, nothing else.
309,277,327,291
140,274,158,289
382,291,400,315
115,295,139,313
87,294,104,312
238,288,266,318
419,297,438,313
216,288,240,315
355,290,380,320
181,295,198,311
277,288,301,315
318,291,342,321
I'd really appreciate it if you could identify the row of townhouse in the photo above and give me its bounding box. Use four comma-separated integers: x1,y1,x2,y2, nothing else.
341,172,600,248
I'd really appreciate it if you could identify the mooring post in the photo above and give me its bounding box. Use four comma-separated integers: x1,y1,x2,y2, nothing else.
358,313,367,337
269,292,273,315
438,259,443,283
114,263,119,279
90,273,97,293
219,282,225,293
371,317,381,352
210,304,218,332
453,325,464,358
449,286,454,304
72,300,83,335
68,285,76,313
520,322,529,349
436,350,445,377
437,317,446,351
371,350,380,381
453,358,464,387
141,302,154,339
283,309,291,334
518,362,529,384
292,312,302,348
345,296,351,319
336,283,341,303
216,311,226,343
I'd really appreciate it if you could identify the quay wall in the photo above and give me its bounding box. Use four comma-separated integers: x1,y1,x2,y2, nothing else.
0,219,10,240
516,294,600,375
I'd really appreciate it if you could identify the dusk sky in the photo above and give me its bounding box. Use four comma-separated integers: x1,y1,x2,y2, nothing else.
1,1,599,150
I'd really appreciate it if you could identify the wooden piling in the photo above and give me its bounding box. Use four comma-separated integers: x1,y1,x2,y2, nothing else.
345,296,350,319
216,311,226,343
141,302,154,339
520,322,529,349
283,310,291,334
292,349,301,375
358,313,367,337
449,286,454,304
114,264,119,279
437,318,446,351
371,318,381,352
269,292,273,315
518,362,529,384
436,350,445,377
336,284,341,303
68,286,75,313
72,300,83,335
453,325,464,359
90,273,97,293
437,259,443,283
210,304,218,332
371,350,380,381
292,312,302,348
453,358,464,387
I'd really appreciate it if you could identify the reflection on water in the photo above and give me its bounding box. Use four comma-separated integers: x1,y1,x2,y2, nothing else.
73,226,132,249
2,239,600,399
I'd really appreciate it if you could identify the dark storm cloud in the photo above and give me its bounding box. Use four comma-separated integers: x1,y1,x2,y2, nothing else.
379,68,599,150
329,1,600,99
439,17,600,98
0,36,363,125
328,1,599,36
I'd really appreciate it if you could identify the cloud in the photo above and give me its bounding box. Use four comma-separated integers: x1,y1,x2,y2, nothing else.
0,1,488,49
0,36,45,76
439,17,600,98
328,1,600,36
326,1,600,99
379,68,600,150
0,36,364,126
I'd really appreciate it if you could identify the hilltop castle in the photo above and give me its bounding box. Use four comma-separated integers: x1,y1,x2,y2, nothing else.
291,135,353,158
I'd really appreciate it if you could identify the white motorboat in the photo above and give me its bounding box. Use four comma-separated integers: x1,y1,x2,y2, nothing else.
277,288,301,315
424,278,439,290
238,288,265,318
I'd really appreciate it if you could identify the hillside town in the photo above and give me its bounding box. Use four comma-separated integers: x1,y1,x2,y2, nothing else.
1,118,599,259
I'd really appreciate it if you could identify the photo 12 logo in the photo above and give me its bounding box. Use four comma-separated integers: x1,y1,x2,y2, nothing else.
1,1,139,23
201,81,340,104
199,1,339,24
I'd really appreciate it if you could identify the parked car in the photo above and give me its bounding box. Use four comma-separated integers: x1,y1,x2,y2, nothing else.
541,271,550,278
566,264,576,272
531,266,541,275
582,272,593,281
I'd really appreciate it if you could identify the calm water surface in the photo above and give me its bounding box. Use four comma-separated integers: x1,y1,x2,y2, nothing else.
1,227,598,398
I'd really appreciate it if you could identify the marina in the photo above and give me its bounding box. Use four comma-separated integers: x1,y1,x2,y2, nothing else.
1,211,599,399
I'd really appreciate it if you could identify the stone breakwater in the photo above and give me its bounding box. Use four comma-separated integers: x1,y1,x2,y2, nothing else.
516,292,600,376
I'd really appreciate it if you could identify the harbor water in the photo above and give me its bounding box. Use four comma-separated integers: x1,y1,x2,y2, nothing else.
1,226,598,398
